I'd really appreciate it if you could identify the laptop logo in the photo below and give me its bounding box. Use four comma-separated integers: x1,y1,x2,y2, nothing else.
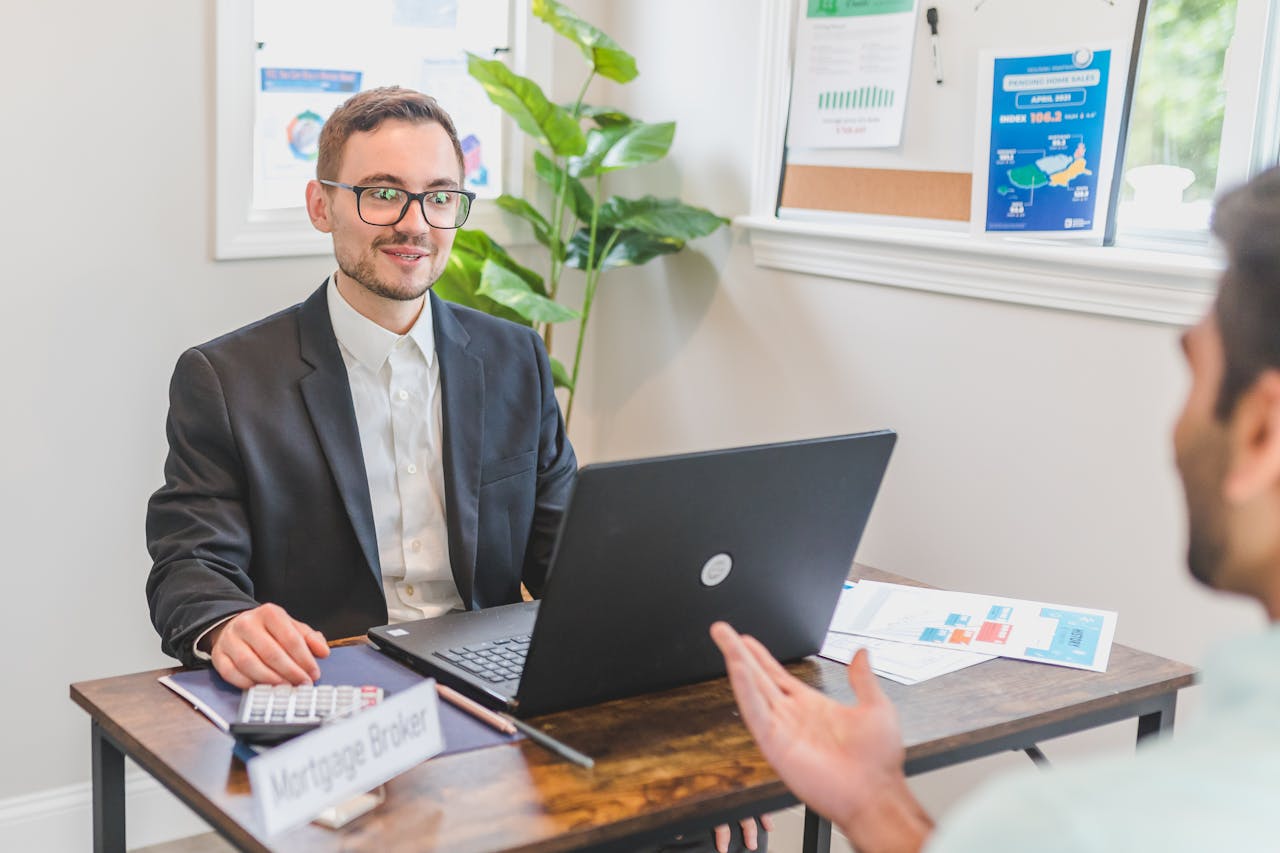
700,553,733,587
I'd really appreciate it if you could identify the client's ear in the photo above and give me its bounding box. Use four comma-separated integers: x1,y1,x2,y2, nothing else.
1224,370,1280,503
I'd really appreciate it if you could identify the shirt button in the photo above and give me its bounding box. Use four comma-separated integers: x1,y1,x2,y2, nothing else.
405,584,415,597
411,539,422,553
395,338,406,349
406,463,418,475
397,389,409,401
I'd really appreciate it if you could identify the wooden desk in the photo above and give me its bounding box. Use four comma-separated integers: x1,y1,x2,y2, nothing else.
71,566,1195,852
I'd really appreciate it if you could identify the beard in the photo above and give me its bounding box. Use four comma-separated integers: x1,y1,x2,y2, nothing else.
1177,422,1231,588
337,236,435,302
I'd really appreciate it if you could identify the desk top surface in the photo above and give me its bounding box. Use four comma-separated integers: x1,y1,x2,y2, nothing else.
71,565,1195,852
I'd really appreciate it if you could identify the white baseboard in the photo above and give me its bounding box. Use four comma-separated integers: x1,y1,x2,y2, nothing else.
0,769,210,852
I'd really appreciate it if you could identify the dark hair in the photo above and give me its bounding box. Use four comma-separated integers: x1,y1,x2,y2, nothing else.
316,86,464,182
1211,166,1280,418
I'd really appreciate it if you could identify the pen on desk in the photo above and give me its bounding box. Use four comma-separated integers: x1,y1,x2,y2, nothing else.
435,683,518,735
926,7,943,85
502,714,595,769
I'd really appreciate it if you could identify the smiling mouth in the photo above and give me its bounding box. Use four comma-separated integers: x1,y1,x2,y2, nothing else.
381,246,428,261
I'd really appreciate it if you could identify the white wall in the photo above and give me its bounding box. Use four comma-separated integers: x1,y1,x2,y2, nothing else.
0,1,1265,850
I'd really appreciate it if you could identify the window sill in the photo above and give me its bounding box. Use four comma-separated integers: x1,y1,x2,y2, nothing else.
735,215,1221,327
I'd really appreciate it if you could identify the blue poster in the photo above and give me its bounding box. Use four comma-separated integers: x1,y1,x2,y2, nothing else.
984,49,1110,233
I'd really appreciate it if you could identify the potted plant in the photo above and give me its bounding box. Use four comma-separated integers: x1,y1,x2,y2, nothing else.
434,0,728,426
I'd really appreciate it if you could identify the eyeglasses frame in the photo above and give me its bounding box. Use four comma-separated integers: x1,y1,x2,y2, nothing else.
317,179,477,229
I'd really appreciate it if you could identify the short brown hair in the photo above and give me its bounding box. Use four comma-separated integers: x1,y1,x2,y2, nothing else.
1211,166,1280,419
316,86,464,182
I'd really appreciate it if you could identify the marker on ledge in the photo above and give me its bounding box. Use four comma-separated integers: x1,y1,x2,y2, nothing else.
926,7,943,85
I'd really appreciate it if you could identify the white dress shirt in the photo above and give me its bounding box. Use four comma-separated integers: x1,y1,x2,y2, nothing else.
326,276,463,623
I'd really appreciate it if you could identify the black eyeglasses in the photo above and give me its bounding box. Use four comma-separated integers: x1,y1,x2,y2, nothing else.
318,180,476,229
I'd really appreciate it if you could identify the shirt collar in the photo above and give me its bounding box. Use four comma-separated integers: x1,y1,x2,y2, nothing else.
326,274,436,370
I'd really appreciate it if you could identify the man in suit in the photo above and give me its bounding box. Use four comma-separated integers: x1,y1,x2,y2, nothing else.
146,87,576,685
711,166,1280,852
147,85,767,853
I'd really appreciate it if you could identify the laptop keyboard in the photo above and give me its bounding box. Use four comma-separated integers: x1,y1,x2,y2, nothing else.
433,634,530,684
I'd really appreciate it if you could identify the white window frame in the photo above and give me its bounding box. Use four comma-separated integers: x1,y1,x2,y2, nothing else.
737,0,1280,326
214,0,549,260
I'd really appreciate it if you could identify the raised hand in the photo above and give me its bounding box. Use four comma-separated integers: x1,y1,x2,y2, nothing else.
709,622,933,853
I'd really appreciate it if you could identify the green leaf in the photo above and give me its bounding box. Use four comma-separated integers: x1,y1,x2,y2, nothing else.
549,356,574,390
533,151,594,223
596,196,729,240
572,103,633,126
434,229,551,325
568,121,675,178
495,194,552,247
564,227,684,271
477,260,579,324
466,53,586,157
533,0,638,83
459,228,549,295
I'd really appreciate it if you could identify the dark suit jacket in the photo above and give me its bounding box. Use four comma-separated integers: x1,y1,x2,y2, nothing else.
146,282,577,667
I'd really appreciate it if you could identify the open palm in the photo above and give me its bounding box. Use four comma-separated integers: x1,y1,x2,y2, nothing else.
710,622,929,849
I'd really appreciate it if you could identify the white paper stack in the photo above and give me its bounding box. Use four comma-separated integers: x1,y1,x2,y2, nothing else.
821,582,995,685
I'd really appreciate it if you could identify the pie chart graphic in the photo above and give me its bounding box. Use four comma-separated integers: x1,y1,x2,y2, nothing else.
287,110,324,161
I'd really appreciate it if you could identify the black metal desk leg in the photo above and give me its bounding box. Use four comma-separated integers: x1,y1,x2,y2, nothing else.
803,808,832,853
91,720,126,853
1136,693,1177,745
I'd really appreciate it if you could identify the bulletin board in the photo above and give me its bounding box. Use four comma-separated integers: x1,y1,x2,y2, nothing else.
779,0,1148,241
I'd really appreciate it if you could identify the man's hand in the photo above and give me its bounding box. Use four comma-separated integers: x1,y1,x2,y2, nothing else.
713,814,774,852
709,622,933,853
207,603,330,688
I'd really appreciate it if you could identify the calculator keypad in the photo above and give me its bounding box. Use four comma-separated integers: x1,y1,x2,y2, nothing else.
233,684,383,742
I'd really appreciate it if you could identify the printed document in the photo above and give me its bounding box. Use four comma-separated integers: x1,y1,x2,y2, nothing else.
831,580,1117,672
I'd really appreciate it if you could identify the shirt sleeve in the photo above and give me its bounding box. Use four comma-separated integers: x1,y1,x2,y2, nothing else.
926,768,1092,853
190,613,241,662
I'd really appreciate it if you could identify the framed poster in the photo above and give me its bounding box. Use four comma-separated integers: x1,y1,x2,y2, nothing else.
970,45,1127,241
215,0,547,260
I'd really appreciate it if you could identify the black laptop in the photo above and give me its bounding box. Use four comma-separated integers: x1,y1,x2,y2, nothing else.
367,430,896,717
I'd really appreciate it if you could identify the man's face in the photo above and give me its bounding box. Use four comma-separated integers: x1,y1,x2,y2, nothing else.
309,119,461,303
1173,312,1233,590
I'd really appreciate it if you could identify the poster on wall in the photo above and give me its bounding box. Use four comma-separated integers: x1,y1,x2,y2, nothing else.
253,68,363,211
249,0,508,214
787,0,919,149
971,46,1124,239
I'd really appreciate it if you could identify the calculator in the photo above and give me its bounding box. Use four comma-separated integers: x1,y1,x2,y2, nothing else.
229,684,384,744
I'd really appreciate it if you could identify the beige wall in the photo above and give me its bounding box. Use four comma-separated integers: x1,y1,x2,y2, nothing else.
0,0,1264,848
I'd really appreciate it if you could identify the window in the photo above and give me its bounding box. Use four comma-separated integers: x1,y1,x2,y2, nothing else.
1116,0,1280,240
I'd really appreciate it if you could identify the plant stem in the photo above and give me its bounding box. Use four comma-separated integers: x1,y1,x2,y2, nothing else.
564,176,616,428
546,71,595,388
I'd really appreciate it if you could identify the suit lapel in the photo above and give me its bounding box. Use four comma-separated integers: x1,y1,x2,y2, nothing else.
432,292,484,609
297,282,382,587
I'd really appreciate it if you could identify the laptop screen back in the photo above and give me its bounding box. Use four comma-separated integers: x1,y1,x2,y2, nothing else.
512,430,896,715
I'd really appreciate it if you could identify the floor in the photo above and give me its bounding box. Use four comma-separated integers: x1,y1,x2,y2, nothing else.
133,834,234,853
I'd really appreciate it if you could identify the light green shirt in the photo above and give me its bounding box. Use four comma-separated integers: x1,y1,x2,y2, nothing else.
928,624,1280,853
